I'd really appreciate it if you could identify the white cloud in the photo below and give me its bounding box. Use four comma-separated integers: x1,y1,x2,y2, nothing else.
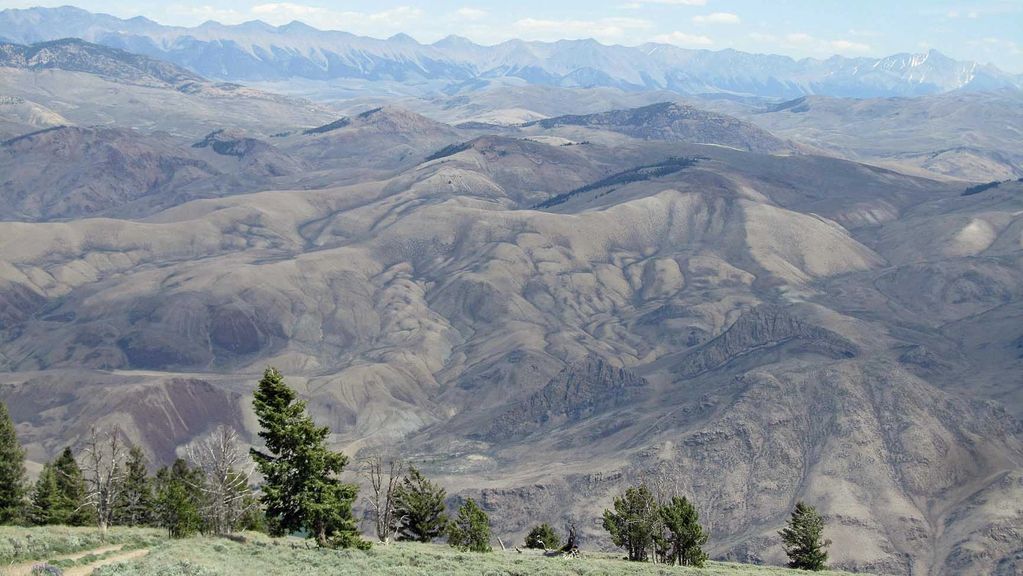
363,6,424,23
748,31,874,57
692,12,741,25
968,37,1022,55
747,32,776,42
245,4,423,33
784,32,814,45
251,2,322,18
165,4,245,24
634,0,706,4
513,17,652,42
622,0,706,8
651,31,713,46
455,7,487,20
947,8,983,19
830,39,871,53
846,28,880,38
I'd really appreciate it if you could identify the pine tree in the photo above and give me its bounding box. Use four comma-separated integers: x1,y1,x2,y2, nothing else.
0,400,26,524
154,459,202,538
52,447,93,526
250,367,368,549
113,446,154,527
659,496,708,567
447,498,491,553
30,464,61,525
602,484,661,562
392,466,449,542
779,501,831,571
524,522,561,550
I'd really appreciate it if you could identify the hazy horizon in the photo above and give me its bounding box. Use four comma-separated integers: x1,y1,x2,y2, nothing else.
2,1,1022,73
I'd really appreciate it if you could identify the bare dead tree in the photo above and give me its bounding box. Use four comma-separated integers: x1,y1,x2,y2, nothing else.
360,455,405,543
80,427,127,536
185,425,255,535
647,457,690,506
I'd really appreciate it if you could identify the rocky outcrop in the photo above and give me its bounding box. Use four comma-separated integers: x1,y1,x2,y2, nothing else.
192,129,304,177
481,357,647,441
674,306,858,378
529,102,793,154
0,38,204,89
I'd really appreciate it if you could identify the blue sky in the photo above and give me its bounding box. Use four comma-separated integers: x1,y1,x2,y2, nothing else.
8,0,1023,72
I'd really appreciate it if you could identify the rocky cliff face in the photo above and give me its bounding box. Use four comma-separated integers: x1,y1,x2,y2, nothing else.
673,306,858,378
481,357,647,441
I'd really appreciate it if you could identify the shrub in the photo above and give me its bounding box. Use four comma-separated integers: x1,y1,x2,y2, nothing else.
447,499,491,553
524,523,561,550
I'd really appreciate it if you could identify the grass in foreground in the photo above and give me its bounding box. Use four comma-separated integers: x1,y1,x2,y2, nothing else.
78,531,863,576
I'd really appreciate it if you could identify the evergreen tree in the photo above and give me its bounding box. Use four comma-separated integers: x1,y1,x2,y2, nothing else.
52,447,93,526
602,484,661,562
524,522,561,550
447,498,491,553
29,464,61,525
250,367,367,549
392,466,449,542
113,446,154,527
0,400,26,524
779,502,831,571
154,459,202,538
659,496,708,567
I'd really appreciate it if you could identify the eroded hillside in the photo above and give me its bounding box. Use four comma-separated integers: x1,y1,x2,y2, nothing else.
1,45,1021,576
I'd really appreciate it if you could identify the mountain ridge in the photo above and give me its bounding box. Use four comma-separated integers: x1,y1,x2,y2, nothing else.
0,6,1020,98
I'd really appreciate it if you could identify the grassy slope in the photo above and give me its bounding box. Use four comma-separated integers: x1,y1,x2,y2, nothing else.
74,531,863,576
1,527,863,575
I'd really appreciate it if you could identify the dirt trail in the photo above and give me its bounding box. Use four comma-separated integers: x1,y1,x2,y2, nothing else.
4,545,124,576
3,544,150,576
63,548,150,575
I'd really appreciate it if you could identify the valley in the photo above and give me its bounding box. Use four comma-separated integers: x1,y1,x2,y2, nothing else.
0,12,1021,575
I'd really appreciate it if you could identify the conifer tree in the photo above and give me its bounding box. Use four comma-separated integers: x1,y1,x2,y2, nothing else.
779,501,831,571
447,498,491,553
113,446,154,527
659,495,708,567
524,522,561,550
392,466,449,542
0,400,26,524
250,367,367,549
154,459,202,538
602,484,661,562
30,464,61,525
53,447,93,526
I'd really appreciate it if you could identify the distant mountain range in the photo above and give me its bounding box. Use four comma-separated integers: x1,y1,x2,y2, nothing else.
1,6,1021,99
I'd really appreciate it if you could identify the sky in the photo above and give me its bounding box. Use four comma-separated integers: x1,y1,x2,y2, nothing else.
7,0,1023,72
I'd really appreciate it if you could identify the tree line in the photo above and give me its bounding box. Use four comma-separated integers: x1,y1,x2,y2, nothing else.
0,398,263,537
0,367,831,570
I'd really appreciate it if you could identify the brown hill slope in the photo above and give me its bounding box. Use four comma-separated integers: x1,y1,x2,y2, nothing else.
0,96,1020,575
